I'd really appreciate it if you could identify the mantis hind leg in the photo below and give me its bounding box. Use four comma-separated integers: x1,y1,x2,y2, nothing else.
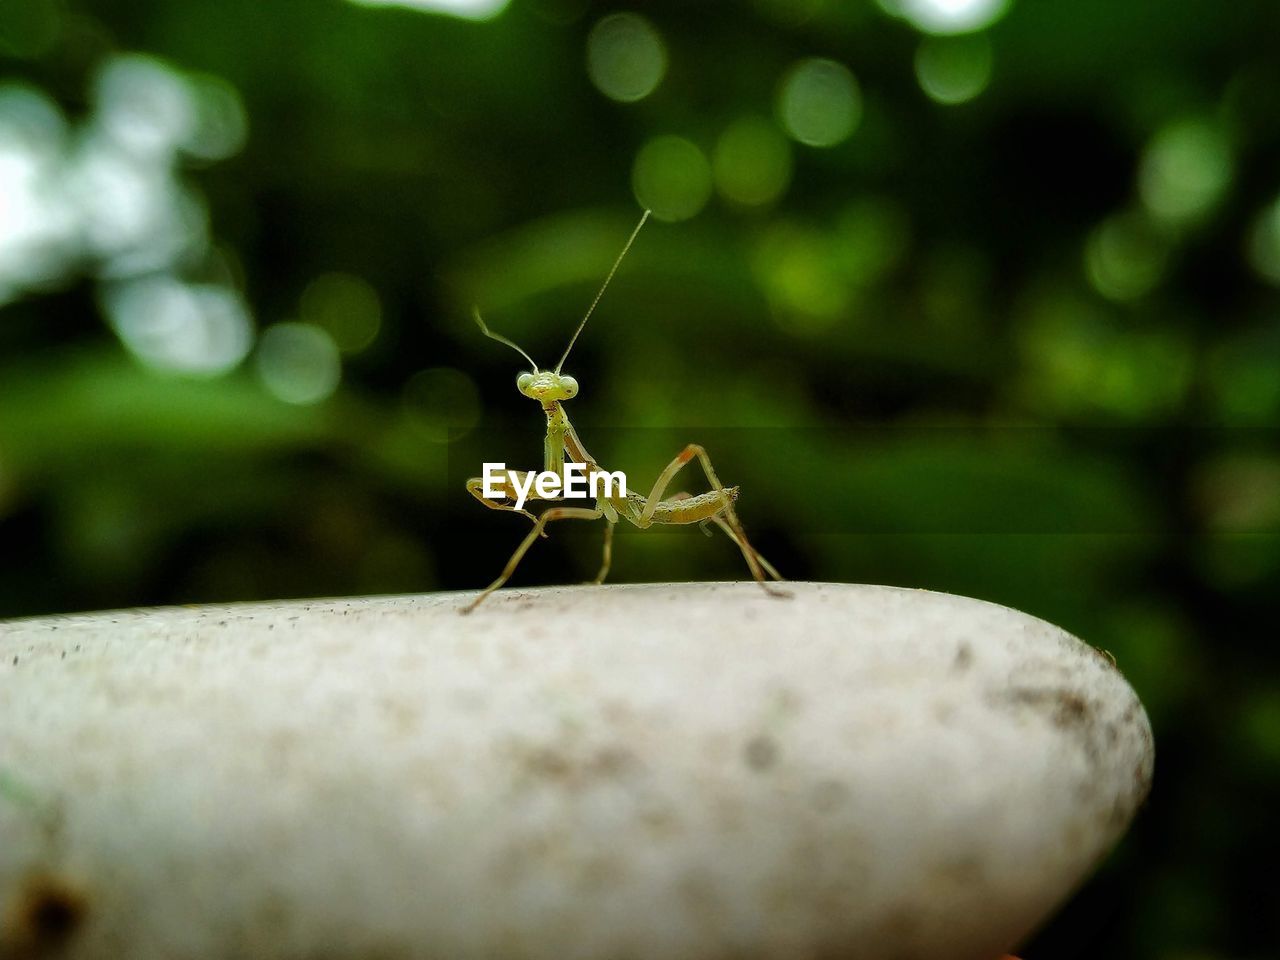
705,515,785,582
460,506,604,614
592,521,615,585
640,444,788,598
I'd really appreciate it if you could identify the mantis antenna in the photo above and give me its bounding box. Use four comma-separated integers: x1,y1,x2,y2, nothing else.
473,307,540,372
554,209,651,374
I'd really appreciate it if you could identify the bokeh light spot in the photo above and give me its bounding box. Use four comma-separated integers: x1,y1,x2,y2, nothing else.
880,0,1011,35
713,116,793,207
1245,195,1280,285
837,197,911,283
586,13,667,104
1015,297,1192,418
1084,212,1168,302
94,55,198,158
914,35,992,104
0,85,75,301
103,276,254,377
1194,456,1280,533
347,0,511,20
0,83,65,151
753,223,848,333
777,58,861,148
0,61,245,317
300,272,383,354
403,367,482,443
73,144,209,278
256,322,342,405
185,75,249,161
631,135,712,222
1139,119,1231,226
752,201,910,335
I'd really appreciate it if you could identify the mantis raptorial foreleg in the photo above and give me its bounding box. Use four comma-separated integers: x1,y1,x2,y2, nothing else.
466,475,539,526
460,506,605,614
637,444,789,597
467,469,560,537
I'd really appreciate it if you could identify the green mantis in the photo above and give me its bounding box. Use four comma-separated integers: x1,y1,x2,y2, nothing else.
461,210,788,613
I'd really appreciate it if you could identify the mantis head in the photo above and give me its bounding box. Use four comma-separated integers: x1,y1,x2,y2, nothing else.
471,310,579,403
517,370,578,402
471,209,650,407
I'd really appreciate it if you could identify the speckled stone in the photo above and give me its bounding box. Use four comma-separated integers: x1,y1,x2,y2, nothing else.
0,583,1152,960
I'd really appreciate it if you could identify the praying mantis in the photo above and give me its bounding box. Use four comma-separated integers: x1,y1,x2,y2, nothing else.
460,209,788,614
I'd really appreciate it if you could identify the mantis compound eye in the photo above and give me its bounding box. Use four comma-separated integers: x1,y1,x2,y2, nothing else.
516,373,535,394
560,376,578,397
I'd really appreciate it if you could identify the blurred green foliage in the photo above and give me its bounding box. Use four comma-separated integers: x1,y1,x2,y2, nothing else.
2,0,1279,956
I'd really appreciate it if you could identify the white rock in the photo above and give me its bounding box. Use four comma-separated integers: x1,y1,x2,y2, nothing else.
0,582,1152,960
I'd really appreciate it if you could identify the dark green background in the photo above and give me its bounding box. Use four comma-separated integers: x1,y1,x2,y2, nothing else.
2,1,1278,956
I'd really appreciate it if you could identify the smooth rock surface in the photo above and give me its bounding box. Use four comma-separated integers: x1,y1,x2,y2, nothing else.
0,582,1152,960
